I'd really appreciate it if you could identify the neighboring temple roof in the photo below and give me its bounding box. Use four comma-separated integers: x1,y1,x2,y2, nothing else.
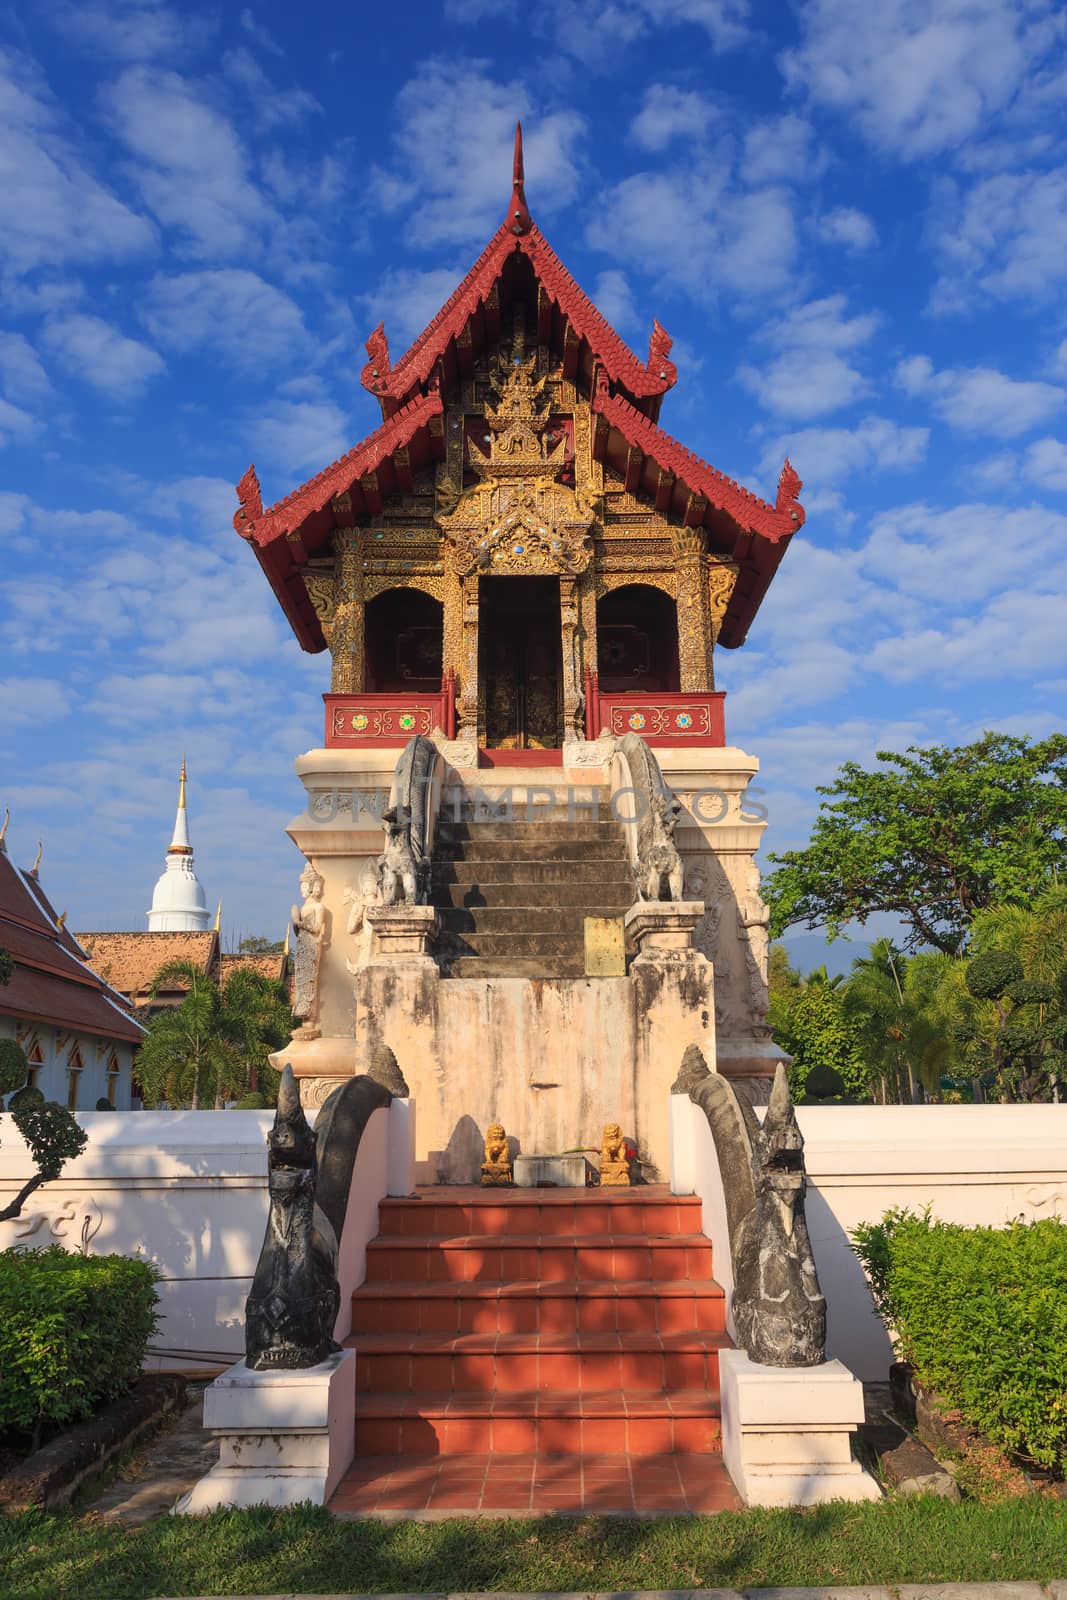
0,846,144,1045
234,125,803,655
75,929,219,1001
220,950,290,989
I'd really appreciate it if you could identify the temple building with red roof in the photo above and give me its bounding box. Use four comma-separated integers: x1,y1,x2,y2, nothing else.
0,820,143,1112
233,129,802,1179
235,126,801,757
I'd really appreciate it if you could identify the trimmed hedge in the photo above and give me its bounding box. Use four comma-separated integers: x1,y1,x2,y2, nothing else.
852,1210,1067,1473
0,1248,159,1442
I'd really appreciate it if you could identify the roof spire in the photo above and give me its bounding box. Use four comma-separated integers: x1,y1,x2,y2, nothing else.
0,808,8,852
168,761,192,856
30,840,42,878
508,121,531,236
214,900,222,934
283,923,291,957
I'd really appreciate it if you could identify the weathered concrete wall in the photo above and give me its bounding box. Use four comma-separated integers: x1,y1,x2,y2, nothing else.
352,953,715,1183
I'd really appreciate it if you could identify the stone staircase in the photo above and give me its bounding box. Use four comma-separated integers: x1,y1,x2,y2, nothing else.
330,1186,738,1516
431,789,635,978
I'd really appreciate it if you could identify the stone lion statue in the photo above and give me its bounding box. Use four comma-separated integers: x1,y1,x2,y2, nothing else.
484,1123,508,1165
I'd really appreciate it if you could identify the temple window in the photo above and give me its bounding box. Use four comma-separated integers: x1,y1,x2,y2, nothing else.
106,1050,120,1105
364,588,443,693
25,1035,44,1090
596,585,680,693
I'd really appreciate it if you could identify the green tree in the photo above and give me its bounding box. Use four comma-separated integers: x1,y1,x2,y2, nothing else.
770,978,869,1101
237,936,285,955
136,961,292,1110
765,733,1067,955
842,939,953,1103
0,968,87,1221
947,890,1067,1101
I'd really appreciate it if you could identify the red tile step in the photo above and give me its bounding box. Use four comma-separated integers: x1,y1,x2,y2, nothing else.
329,1451,741,1516
363,1232,713,1283
348,1328,729,1394
377,1189,704,1238
353,1388,722,1456
352,1277,726,1336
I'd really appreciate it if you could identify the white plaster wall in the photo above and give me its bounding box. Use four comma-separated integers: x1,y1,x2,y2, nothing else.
672,1099,1067,1381
0,1102,405,1371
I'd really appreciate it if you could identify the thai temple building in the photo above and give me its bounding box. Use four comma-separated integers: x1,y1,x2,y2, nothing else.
0,823,142,1110
235,128,803,1183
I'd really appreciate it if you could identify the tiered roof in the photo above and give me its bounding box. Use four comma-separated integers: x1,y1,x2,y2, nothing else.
0,844,143,1045
235,125,802,654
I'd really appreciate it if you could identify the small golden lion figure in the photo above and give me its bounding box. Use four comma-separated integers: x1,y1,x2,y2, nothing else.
599,1121,630,1186
481,1121,512,1186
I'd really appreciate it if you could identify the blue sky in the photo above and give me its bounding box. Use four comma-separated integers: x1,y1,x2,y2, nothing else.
0,0,1064,956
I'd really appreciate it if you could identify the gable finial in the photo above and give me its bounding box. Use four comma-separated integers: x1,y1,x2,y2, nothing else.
0,808,8,852
30,840,42,877
509,121,532,236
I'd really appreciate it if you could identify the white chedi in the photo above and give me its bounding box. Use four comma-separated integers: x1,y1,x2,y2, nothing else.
147,762,210,932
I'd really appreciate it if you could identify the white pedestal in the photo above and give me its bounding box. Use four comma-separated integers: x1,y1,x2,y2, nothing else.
174,1349,355,1513
719,1348,881,1506
387,1096,416,1196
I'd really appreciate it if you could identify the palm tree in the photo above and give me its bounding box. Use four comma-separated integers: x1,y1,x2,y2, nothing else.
137,960,292,1109
843,938,948,1102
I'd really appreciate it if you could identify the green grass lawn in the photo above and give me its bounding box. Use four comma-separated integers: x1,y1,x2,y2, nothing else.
1,1497,1064,1600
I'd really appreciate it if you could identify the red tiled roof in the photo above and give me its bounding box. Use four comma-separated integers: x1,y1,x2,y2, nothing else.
74,930,219,999
360,221,676,411
0,853,144,1044
591,382,804,545
235,388,444,549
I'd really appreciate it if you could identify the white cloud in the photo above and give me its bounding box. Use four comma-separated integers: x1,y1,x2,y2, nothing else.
896,354,1065,437
741,115,824,185
0,47,154,276
0,675,72,729
587,164,797,302
221,48,321,131
1021,436,1067,492
139,269,308,367
107,65,273,258
780,0,1059,159
590,269,638,332
867,590,1067,684
757,416,929,493
0,397,40,447
248,396,351,476
239,7,284,55
930,168,1067,310
0,333,50,403
862,501,1067,606
42,313,164,398
737,296,880,420
49,0,208,62
358,265,474,352
630,85,716,151
818,207,878,252
0,493,28,534
372,61,586,249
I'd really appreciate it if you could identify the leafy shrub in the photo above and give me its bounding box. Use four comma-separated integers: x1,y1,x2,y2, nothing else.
0,1247,159,1443
232,1092,266,1109
0,1037,28,1095
852,1210,1067,1472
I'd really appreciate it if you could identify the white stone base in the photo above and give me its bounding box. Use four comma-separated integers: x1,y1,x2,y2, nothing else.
718,1348,881,1507
174,1349,355,1514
